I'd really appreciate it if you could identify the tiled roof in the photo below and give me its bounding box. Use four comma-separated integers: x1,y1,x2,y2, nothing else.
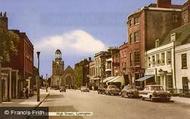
160,23,190,46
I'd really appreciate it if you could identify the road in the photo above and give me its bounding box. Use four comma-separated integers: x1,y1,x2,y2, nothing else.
41,89,190,119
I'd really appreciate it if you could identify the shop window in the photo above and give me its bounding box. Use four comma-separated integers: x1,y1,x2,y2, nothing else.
181,53,187,69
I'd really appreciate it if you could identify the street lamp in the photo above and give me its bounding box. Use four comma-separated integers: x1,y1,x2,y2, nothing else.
0,56,3,103
36,51,40,102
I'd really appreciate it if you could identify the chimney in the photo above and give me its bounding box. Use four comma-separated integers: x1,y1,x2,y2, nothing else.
157,0,171,8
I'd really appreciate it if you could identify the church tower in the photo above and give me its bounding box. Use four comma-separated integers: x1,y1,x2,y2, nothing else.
0,12,8,30
51,49,64,88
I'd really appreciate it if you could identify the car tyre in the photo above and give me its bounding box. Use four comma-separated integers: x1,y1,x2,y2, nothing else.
141,97,145,100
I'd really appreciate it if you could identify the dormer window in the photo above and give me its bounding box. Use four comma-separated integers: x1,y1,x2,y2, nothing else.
171,33,176,42
155,39,160,48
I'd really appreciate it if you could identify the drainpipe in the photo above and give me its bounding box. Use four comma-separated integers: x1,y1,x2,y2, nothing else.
171,33,177,92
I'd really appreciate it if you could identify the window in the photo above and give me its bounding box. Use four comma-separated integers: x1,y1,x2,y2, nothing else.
167,51,171,65
156,54,160,65
134,51,140,66
152,55,155,66
182,77,189,93
128,19,132,27
181,53,187,69
148,57,151,67
134,17,139,25
173,14,178,23
134,31,140,42
161,53,165,65
129,34,133,43
130,53,133,66
166,75,173,89
156,76,160,85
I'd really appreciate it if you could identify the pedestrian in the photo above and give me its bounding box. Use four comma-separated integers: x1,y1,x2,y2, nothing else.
23,87,26,99
26,87,29,99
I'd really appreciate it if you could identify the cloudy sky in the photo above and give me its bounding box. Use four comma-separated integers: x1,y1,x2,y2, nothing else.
0,0,185,76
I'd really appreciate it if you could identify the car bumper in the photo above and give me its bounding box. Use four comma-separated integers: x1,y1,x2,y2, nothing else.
152,96,171,100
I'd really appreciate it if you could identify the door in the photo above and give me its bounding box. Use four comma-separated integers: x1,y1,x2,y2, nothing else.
182,77,189,94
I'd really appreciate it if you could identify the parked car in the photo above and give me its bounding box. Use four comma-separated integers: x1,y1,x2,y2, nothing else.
60,86,66,92
81,86,90,92
98,86,106,94
121,85,139,98
139,85,171,101
105,85,120,95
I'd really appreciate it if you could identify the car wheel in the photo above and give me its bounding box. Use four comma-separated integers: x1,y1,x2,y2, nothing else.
141,97,145,100
150,96,154,102
121,92,124,97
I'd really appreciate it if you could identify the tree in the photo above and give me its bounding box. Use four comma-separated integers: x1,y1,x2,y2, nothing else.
74,66,83,88
0,29,19,62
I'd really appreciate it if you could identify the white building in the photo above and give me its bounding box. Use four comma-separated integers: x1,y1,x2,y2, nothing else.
142,23,190,93
176,43,190,93
144,41,174,91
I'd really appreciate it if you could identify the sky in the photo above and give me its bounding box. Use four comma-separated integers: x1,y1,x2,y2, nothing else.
0,0,185,77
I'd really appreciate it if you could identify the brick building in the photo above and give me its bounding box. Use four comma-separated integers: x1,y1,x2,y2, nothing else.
1,13,34,99
74,58,91,87
125,0,182,86
105,47,120,77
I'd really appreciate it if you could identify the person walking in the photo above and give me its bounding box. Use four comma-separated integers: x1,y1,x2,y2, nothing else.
23,87,26,99
26,87,29,99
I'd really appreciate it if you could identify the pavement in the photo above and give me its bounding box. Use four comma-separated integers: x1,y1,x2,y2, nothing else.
171,96,190,105
0,89,50,107
41,89,190,119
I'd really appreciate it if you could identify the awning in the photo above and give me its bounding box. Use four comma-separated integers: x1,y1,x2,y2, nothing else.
103,76,115,83
107,76,125,85
136,75,154,81
112,76,125,85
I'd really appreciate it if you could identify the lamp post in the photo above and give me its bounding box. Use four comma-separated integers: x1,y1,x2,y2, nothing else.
46,74,48,92
0,56,3,103
37,51,40,102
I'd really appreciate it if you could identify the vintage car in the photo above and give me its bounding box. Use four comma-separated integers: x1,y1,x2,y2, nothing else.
105,85,120,95
59,86,66,92
97,86,106,94
121,85,139,98
80,86,90,92
139,85,171,101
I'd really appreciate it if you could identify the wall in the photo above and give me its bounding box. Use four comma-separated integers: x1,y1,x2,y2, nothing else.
175,43,190,90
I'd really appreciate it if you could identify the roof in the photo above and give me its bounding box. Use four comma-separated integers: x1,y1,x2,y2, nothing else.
160,23,190,46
